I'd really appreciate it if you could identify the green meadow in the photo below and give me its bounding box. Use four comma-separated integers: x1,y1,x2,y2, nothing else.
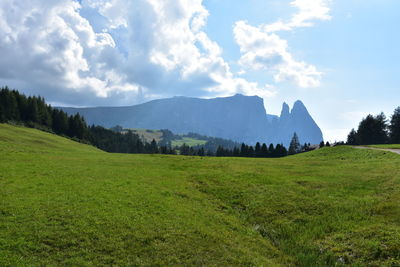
0,123,399,266
125,128,164,143
171,137,207,147
122,128,208,147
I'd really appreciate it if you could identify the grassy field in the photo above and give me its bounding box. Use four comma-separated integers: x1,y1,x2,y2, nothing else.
0,124,399,266
171,137,207,147
124,128,164,143
368,144,400,149
122,129,208,147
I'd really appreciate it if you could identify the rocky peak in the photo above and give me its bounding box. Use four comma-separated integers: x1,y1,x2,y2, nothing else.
280,102,290,119
291,100,308,115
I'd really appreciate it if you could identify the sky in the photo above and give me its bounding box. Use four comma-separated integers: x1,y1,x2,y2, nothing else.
0,0,399,142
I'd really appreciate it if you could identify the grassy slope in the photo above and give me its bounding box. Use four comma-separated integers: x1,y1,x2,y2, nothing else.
125,128,164,143
1,124,399,266
368,144,400,149
123,129,207,147
171,137,207,147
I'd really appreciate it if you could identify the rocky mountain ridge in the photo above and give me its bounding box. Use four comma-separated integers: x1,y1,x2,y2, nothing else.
60,94,323,146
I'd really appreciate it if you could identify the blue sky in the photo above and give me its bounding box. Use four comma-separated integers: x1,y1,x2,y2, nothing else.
203,0,400,141
0,0,398,141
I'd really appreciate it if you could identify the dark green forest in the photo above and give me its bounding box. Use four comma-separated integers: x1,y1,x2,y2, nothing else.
347,109,400,145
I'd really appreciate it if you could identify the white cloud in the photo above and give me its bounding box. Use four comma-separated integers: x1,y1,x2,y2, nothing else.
264,0,332,32
0,0,275,106
233,0,331,89
234,21,322,88
0,0,136,105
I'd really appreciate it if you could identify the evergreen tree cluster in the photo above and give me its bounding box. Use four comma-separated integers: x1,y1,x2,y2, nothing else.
0,87,85,137
161,131,242,154
347,108,400,145
180,142,288,158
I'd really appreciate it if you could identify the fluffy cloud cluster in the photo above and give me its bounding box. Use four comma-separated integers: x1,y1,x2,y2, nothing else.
234,21,322,88
0,0,135,105
265,0,331,32
0,0,274,106
234,0,331,88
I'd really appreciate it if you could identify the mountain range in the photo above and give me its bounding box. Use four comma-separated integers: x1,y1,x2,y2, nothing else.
60,94,323,146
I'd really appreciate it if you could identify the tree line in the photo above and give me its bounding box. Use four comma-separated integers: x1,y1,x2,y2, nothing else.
181,132,317,158
178,142,289,158
157,130,242,153
347,108,400,145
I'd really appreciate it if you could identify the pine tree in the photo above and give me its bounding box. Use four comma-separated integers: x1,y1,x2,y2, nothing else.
136,139,144,153
248,146,255,157
275,144,287,157
357,113,388,145
198,147,205,156
37,97,52,127
15,91,28,121
255,142,261,157
326,142,331,147
232,147,240,157
8,92,20,121
0,89,20,121
27,97,40,123
240,143,247,157
347,128,358,145
375,113,389,144
281,145,288,157
52,109,69,135
261,143,268,157
216,146,225,157
160,146,168,154
389,107,400,143
180,144,190,155
150,139,158,153
288,132,301,155
68,113,87,139
268,144,275,157
0,89,6,122
302,143,309,151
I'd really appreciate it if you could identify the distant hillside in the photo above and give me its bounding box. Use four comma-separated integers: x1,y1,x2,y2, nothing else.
122,128,164,143
115,128,242,154
60,94,323,146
